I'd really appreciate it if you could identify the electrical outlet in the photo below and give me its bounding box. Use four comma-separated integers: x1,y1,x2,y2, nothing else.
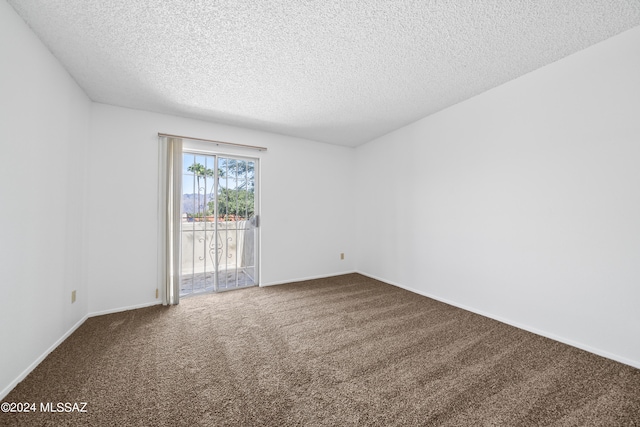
71,290,76,303
340,253,345,260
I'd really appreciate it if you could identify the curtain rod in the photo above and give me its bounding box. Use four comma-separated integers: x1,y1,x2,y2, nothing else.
158,132,267,152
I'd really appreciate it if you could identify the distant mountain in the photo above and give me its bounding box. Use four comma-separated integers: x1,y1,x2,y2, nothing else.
182,193,213,214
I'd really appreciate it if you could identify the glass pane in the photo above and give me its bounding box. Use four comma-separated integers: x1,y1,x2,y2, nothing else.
181,153,258,296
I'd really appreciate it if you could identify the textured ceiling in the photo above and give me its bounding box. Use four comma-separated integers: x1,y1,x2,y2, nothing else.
7,1,640,147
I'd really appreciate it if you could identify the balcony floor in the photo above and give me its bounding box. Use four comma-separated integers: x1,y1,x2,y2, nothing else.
180,269,255,296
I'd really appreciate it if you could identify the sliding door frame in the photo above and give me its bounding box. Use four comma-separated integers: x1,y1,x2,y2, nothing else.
181,148,260,296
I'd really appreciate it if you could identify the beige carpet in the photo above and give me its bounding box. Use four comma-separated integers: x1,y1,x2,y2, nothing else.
2,274,639,426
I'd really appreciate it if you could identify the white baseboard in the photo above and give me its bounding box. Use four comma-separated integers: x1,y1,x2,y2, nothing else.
260,270,357,287
7,270,633,404
1,276,350,400
88,300,162,318
1,300,163,401
0,314,88,401
356,270,640,370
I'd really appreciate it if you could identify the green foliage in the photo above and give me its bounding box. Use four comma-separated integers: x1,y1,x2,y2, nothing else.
218,158,255,191
208,188,254,218
187,163,214,178
188,212,207,218
188,159,256,219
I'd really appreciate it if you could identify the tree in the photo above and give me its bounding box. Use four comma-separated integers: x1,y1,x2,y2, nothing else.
187,162,214,215
218,158,255,191
214,159,256,220
188,159,256,219
208,188,254,219
187,162,215,182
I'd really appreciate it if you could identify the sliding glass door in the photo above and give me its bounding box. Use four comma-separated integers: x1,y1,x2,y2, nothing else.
180,152,259,296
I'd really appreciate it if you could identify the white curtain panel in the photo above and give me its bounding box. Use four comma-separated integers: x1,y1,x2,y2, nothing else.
158,136,182,305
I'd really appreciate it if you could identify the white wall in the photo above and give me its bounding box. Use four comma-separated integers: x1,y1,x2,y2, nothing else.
356,26,640,367
87,104,356,314
0,0,91,398
4,0,636,402
0,0,355,396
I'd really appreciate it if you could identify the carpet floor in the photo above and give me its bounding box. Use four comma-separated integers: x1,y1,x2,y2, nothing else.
2,273,639,426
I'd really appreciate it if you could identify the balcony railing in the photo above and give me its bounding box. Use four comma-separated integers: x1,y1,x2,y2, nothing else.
180,220,256,295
